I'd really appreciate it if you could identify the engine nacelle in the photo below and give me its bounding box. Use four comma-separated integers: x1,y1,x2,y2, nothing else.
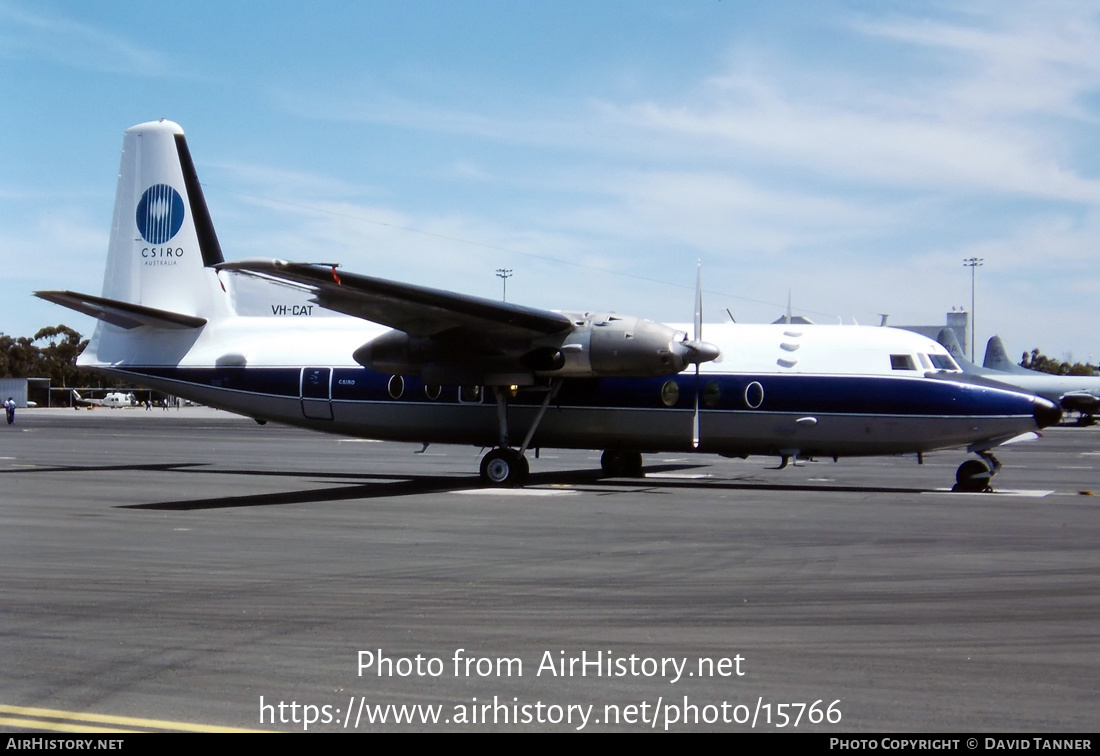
554,313,691,377
352,330,425,376
352,313,719,383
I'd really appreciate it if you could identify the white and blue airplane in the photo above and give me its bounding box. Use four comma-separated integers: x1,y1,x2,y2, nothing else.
36,120,1061,491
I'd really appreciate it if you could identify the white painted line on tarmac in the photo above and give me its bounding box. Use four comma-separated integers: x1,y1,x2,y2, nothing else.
925,489,1054,497
457,488,578,497
645,473,711,479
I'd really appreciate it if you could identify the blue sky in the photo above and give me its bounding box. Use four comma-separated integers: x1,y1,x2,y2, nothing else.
3,0,1099,363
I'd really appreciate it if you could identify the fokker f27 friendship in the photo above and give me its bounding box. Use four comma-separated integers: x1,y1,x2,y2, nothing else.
37,121,1061,491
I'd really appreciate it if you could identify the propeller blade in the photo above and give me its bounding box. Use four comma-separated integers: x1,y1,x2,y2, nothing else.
693,260,702,449
693,362,701,449
694,259,702,342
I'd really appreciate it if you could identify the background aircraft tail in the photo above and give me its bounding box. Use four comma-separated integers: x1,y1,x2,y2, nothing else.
936,328,977,368
983,336,1032,375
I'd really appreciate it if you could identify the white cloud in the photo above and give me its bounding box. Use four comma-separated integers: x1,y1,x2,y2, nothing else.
0,4,171,75
855,4,1100,121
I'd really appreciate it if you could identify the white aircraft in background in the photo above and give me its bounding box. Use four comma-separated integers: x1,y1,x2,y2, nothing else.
938,330,1099,426
72,390,138,408
37,120,1060,492
984,336,1099,425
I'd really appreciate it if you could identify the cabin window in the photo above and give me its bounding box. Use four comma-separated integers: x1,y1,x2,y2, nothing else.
424,384,442,401
703,381,721,408
660,380,680,407
890,354,916,370
459,385,483,403
744,381,764,409
387,375,405,399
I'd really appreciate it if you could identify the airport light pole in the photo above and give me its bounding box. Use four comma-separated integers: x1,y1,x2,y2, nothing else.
496,268,513,302
963,257,983,361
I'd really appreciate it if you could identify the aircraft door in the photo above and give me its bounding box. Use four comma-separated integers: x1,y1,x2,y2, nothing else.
300,367,333,420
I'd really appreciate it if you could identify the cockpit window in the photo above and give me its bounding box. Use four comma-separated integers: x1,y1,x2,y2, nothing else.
890,354,916,370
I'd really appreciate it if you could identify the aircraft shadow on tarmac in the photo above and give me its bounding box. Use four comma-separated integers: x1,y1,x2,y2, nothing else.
93,463,935,511
2,460,947,510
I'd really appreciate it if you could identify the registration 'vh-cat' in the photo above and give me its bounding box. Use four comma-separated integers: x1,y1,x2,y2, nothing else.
37,121,1061,491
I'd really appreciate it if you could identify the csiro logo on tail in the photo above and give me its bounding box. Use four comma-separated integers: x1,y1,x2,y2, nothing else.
136,184,185,244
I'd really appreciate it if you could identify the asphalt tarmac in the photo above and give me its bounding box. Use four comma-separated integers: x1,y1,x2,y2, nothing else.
1,407,1097,732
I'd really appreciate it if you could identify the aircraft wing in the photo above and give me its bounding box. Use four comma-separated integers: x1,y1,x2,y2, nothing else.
218,260,573,339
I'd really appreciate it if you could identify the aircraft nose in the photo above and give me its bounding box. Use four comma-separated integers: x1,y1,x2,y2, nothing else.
1033,397,1062,429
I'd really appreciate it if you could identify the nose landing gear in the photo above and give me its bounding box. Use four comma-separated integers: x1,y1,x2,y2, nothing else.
954,451,1000,493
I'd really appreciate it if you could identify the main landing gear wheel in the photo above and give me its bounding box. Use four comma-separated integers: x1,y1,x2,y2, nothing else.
480,448,529,487
600,450,644,478
954,459,993,493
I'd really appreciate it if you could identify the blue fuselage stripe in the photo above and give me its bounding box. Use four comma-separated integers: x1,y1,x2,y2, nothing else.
117,366,1036,418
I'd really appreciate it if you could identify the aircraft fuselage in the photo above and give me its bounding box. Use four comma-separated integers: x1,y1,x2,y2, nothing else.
83,317,1052,460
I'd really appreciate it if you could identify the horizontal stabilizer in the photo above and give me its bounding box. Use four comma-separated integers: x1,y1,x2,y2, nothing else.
34,290,207,330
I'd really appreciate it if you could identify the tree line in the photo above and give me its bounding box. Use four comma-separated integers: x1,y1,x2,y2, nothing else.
0,325,119,387
1020,349,1099,377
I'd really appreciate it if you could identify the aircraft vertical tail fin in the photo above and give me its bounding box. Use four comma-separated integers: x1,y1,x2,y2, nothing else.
38,120,232,328
983,336,1032,375
98,119,230,322
936,328,985,373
